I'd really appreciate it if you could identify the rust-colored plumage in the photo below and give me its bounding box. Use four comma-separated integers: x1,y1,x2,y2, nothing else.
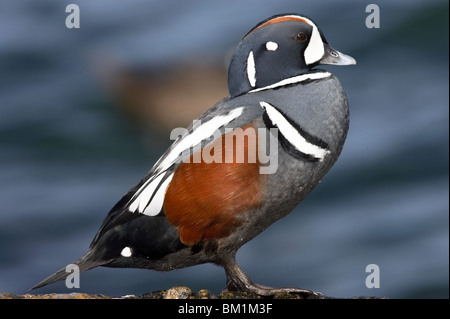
164,125,264,246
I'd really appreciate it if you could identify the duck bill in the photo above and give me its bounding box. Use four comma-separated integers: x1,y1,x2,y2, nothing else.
319,43,356,66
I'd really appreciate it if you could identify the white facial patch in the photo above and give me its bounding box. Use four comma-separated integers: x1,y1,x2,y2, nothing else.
127,107,245,216
120,247,132,257
246,51,256,87
302,18,325,65
266,41,278,51
259,101,330,161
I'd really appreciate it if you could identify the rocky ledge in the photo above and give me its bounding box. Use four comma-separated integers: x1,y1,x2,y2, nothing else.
0,286,383,299
1,286,327,299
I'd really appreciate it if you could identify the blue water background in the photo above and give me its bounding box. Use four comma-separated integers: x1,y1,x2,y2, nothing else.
0,0,448,298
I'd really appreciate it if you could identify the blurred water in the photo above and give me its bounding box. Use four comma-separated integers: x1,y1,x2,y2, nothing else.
0,0,448,298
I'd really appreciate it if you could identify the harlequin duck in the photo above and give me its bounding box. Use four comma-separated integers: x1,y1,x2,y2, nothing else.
32,13,355,296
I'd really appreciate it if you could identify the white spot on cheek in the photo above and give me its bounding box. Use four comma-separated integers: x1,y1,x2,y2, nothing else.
246,51,256,87
266,41,278,51
121,247,132,257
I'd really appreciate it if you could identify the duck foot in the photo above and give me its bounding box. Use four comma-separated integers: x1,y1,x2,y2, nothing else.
221,257,322,297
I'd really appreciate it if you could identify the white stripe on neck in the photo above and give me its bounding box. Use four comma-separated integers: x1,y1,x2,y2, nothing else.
249,71,331,93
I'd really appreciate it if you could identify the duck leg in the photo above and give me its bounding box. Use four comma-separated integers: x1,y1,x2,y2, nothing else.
221,256,322,297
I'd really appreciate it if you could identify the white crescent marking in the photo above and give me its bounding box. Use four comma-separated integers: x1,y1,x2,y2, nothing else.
247,51,256,87
259,101,330,161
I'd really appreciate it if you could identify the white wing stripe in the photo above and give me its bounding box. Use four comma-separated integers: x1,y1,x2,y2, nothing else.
142,173,174,216
128,107,245,215
128,172,165,213
156,107,244,174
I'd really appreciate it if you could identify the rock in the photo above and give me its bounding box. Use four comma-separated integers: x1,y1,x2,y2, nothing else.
163,286,192,299
0,288,382,299
194,289,215,299
0,292,110,299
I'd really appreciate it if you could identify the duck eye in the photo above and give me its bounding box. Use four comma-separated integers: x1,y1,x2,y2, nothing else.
296,32,307,42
